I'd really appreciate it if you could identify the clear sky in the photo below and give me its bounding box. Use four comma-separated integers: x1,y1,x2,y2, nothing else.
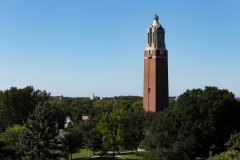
0,0,240,97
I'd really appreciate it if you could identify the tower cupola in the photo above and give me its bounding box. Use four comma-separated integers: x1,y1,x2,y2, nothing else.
146,14,166,50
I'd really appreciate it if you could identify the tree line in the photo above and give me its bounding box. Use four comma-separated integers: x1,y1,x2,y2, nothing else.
0,86,240,159
0,86,145,159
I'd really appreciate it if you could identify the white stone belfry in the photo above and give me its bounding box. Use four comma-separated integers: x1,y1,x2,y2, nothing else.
145,14,166,50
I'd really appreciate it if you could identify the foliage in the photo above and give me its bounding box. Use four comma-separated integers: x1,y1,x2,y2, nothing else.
97,101,145,156
98,109,129,156
61,124,83,160
0,141,6,159
0,125,22,159
124,104,145,155
144,86,240,159
177,87,240,156
225,132,240,151
207,132,240,160
49,98,70,129
207,149,240,160
85,126,103,154
50,95,144,156
67,98,93,123
19,102,59,160
0,86,50,131
144,110,195,160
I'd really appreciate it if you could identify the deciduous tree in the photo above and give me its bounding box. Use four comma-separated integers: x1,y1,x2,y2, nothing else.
98,109,129,157
61,124,83,160
0,86,50,131
144,87,240,159
125,105,145,155
0,125,22,159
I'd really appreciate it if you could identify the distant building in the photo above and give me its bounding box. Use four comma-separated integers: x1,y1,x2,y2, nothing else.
82,115,89,121
59,95,64,100
169,96,177,101
143,15,169,112
90,93,100,100
64,116,73,128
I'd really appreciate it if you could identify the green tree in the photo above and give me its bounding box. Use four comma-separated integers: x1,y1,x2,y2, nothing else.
49,98,69,129
19,102,59,160
61,125,83,160
125,104,145,155
225,132,240,151
144,110,195,160
208,149,240,160
86,127,103,154
208,132,240,160
0,86,50,131
176,87,240,157
0,125,22,159
82,119,103,155
98,109,129,157
144,87,240,159
67,98,93,123
0,141,5,159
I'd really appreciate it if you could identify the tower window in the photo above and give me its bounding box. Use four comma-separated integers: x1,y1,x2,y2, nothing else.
152,33,154,43
148,33,150,44
148,88,150,93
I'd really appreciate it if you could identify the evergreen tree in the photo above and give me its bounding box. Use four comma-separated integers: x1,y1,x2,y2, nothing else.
19,102,59,160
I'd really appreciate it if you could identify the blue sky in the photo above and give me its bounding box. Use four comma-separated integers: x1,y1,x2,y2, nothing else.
0,0,240,97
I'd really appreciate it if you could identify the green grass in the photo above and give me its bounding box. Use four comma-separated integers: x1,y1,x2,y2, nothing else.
61,149,145,160
60,149,93,160
72,149,93,159
120,151,144,160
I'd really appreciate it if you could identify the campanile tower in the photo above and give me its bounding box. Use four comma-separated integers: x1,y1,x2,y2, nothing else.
143,15,169,112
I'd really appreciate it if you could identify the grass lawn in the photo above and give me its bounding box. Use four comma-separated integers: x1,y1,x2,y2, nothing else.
120,151,144,160
72,149,93,159
61,149,144,160
60,149,93,160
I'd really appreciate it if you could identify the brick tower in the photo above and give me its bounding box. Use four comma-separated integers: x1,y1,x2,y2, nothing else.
143,15,169,112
